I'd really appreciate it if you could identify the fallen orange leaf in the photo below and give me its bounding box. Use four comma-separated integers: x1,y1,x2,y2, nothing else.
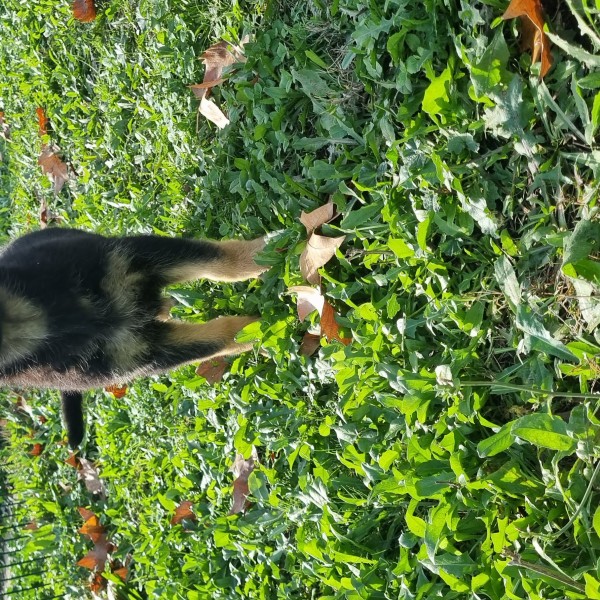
300,332,321,356
66,453,80,469
300,234,345,284
30,443,43,456
78,507,96,521
89,572,105,593
79,515,106,543
502,0,552,77
36,107,48,136
73,0,96,22
321,301,351,345
300,202,337,236
38,145,69,193
113,566,128,581
171,500,196,525
229,449,257,515
195,356,228,384
105,384,127,398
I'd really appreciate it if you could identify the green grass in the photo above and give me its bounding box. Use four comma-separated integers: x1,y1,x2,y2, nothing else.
1,0,600,598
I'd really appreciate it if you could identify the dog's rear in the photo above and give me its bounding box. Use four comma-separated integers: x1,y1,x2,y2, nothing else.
0,228,265,446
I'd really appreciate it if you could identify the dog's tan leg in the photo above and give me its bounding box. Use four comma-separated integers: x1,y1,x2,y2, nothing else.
163,237,266,283
153,316,259,368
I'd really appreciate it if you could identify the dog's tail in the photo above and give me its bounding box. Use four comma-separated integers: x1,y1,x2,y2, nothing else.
61,391,85,448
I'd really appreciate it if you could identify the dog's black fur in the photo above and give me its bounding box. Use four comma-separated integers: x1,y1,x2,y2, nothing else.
0,228,265,447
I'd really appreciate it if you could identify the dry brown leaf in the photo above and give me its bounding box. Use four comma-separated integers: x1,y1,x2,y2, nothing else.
195,356,228,384
502,0,552,77
171,500,196,525
78,507,96,521
105,384,127,398
193,39,247,127
90,572,106,593
300,332,321,356
78,457,107,499
229,448,257,515
66,452,80,469
112,566,128,581
77,543,111,572
36,107,48,136
200,41,242,90
30,443,43,456
190,78,226,96
300,233,345,284
24,521,38,531
39,145,69,193
16,396,35,420
73,0,96,22
300,202,336,236
199,95,230,129
0,111,9,140
288,285,325,321
79,515,106,544
321,300,351,345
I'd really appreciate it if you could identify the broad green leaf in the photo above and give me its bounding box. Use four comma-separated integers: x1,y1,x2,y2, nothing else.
469,31,510,98
546,32,600,68
512,414,576,452
340,201,382,231
424,502,449,560
585,572,600,599
422,66,452,116
291,68,333,98
516,305,578,361
484,76,524,138
563,218,600,266
477,423,514,457
389,237,415,259
378,449,399,470
494,255,521,310
593,505,600,538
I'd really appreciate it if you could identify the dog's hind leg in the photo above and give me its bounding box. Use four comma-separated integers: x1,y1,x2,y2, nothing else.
147,317,259,371
119,235,266,285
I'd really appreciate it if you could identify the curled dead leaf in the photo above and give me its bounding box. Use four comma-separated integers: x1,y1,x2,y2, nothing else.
78,457,107,499
199,41,242,89
73,0,96,22
196,356,228,384
77,542,112,572
502,0,552,77
300,233,345,284
38,145,69,193
199,95,230,129
78,507,96,521
30,443,43,456
193,39,247,128
171,500,196,525
79,514,106,543
321,300,351,345
66,452,80,469
112,566,128,581
300,202,336,236
300,332,321,356
229,448,258,515
36,107,48,136
105,384,127,398
288,285,325,321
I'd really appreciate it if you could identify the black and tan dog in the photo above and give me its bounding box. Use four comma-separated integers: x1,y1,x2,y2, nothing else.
0,228,266,447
